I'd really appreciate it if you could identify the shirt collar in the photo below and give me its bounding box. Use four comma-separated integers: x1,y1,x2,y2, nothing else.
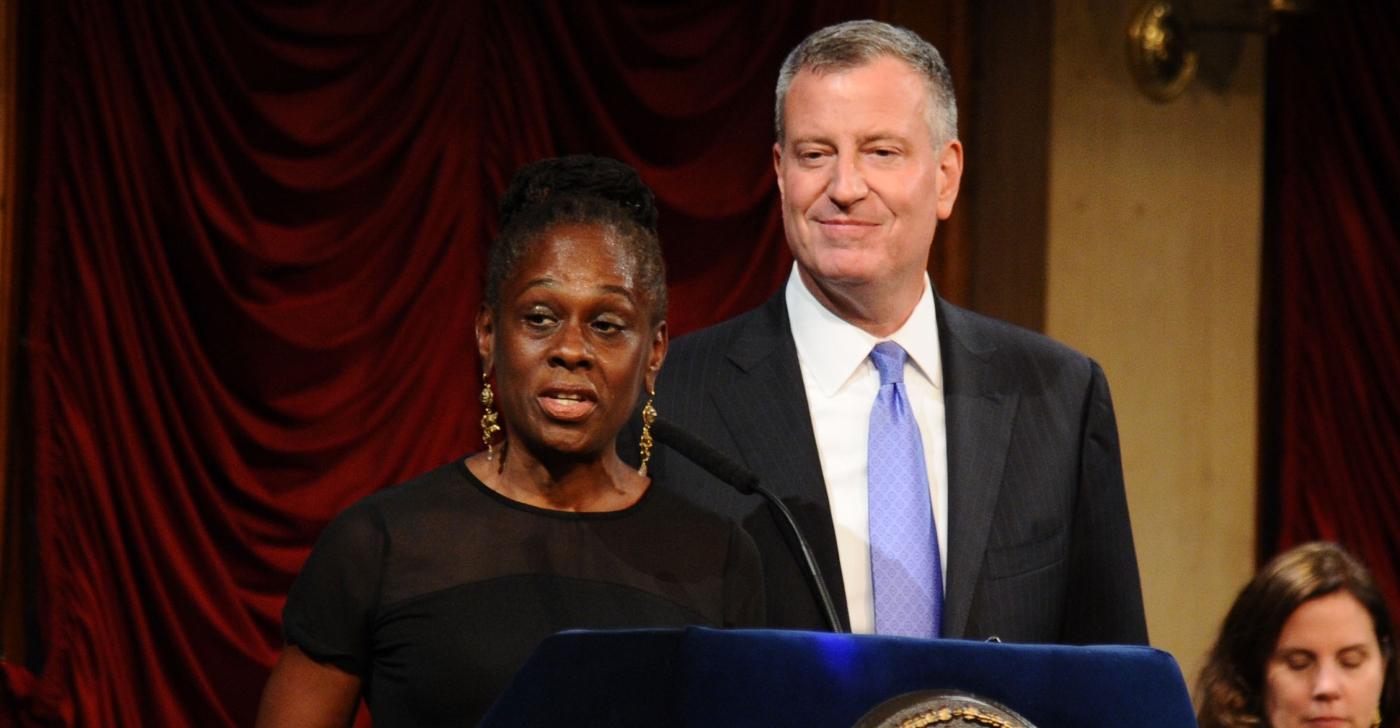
785,264,943,397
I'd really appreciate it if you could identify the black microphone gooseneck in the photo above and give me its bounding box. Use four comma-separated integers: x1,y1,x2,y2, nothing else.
650,418,846,633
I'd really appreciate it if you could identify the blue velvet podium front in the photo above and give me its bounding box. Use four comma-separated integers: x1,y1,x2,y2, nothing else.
480,627,1195,727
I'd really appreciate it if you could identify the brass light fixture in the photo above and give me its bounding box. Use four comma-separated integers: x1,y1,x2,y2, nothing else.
1127,0,1317,103
1126,0,1198,102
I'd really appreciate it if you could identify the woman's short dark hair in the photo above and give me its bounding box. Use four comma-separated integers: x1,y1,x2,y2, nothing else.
484,155,667,325
1196,541,1398,728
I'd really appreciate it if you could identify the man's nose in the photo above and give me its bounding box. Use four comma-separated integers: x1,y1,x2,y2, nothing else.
827,155,868,207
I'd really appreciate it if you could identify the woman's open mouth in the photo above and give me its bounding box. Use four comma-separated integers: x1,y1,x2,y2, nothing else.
538,389,597,421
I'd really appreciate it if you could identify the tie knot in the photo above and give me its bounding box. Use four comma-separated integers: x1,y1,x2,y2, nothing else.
870,341,907,386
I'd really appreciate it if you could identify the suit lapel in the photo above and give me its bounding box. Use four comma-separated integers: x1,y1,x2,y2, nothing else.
937,297,1019,638
710,292,849,617
697,291,1019,633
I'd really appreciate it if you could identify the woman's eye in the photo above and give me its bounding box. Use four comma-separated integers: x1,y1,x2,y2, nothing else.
1285,654,1313,671
524,310,556,327
1339,649,1368,668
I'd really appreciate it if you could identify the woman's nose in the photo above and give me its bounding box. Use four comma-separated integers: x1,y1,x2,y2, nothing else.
1311,663,1343,701
549,322,592,369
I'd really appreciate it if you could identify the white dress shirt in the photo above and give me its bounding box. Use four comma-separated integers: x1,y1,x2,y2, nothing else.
785,265,948,635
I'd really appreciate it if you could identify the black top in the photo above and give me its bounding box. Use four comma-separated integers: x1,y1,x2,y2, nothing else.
283,459,765,727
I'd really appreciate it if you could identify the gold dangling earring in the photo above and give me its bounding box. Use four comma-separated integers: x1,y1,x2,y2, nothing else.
480,376,502,460
638,391,657,477
1373,707,1383,728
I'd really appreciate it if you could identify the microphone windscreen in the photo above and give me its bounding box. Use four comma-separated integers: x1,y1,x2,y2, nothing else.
650,418,759,494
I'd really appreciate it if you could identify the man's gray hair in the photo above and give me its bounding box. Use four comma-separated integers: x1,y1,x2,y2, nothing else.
774,19,958,146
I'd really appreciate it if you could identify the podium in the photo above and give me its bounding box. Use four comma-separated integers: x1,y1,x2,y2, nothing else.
480,627,1196,727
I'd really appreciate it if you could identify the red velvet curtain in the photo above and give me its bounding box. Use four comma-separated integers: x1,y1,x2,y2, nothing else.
1261,0,1400,628
0,2,868,725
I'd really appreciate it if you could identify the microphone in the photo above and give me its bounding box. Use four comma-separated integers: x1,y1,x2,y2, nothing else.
650,418,845,633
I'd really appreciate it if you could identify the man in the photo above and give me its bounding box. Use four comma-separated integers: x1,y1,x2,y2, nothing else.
651,20,1147,645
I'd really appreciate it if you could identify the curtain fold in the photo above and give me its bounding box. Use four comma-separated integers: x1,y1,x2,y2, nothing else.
1261,0,1400,631
1,2,869,724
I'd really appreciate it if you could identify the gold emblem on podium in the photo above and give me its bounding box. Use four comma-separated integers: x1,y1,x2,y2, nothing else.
853,690,1036,728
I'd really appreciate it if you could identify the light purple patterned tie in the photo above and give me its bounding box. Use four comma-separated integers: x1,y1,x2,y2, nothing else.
868,341,942,638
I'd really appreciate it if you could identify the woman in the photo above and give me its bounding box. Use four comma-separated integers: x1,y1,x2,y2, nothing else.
255,156,764,727
1198,541,1397,728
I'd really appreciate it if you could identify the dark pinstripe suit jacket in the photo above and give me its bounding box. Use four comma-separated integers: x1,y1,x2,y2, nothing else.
648,290,1149,645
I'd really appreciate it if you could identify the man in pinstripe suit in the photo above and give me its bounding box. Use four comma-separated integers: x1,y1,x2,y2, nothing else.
648,20,1148,645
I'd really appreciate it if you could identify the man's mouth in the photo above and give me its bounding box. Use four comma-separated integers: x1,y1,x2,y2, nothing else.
817,218,880,237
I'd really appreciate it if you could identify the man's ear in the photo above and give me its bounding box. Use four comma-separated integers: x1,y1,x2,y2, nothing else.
936,139,964,221
475,305,494,378
772,142,786,199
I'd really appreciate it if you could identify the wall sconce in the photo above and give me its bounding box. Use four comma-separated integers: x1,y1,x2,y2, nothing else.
1126,0,1317,102
1126,0,1197,102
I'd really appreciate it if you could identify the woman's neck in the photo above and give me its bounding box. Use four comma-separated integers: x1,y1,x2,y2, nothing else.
465,445,647,513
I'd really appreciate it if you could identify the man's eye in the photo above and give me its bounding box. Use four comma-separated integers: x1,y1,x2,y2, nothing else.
524,311,556,326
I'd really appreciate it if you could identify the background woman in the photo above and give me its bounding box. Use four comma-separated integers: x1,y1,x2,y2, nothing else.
1198,541,1397,728
254,156,764,727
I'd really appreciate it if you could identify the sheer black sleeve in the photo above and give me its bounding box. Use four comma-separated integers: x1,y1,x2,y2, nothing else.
282,501,387,677
723,522,766,628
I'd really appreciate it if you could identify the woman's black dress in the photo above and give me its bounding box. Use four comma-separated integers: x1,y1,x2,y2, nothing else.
282,459,764,727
